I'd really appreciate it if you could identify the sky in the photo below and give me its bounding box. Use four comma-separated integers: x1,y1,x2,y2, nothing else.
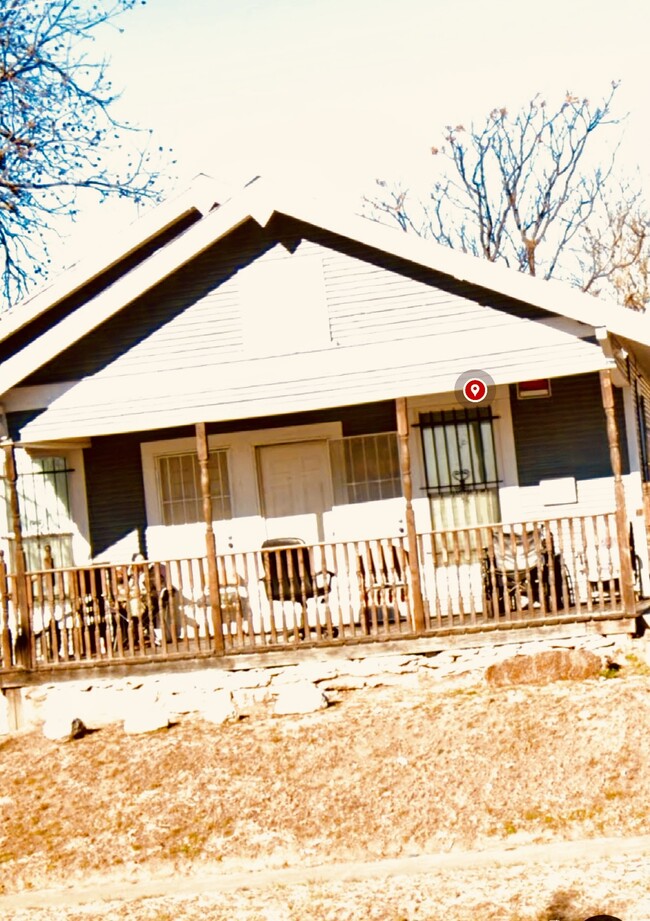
49,0,650,270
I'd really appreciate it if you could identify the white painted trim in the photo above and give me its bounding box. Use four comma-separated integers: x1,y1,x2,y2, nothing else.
0,183,265,394
405,386,517,530
140,421,343,535
537,317,595,338
66,447,92,564
622,383,640,475
4,177,650,401
273,187,650,344
3,445,92,565
0,175,226,342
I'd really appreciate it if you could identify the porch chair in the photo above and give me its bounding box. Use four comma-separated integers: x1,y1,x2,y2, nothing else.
482,524,568,617
260,538,336,639
357,540,410,633
111,557,182,650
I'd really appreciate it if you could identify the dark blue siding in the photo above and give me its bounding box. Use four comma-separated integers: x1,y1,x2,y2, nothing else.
510,373,629,486
83,402,397,556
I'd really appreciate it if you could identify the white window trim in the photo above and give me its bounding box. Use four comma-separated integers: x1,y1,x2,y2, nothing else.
156,448,232,527
141,422,343,530
0,444,92,566
406,387,518,532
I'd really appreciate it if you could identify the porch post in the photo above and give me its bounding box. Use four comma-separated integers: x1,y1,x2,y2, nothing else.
195,422,224,655
2,443,32,668
599,369,637,615
396,398,426,634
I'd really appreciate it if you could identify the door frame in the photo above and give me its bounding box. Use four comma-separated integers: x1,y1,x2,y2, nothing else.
256,438,335,543
140,422,342,557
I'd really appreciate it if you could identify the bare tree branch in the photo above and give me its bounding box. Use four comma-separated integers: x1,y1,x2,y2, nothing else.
364,85,650,310
0,0,171,307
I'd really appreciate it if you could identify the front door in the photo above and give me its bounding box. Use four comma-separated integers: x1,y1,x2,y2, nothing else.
258,441,333,544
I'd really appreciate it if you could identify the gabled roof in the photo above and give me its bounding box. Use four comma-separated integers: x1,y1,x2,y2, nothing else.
1,175,649,399
0,173,227,343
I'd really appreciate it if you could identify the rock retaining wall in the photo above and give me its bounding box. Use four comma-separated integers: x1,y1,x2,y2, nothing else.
1,632,638,736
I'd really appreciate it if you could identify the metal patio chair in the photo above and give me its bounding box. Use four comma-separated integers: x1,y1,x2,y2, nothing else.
261,538,335,638
482,524,568,617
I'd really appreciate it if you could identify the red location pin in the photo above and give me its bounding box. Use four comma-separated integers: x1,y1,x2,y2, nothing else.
462,378,488,403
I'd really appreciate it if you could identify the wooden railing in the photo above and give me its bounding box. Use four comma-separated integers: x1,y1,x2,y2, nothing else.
0,513,638,671
419,512,631,630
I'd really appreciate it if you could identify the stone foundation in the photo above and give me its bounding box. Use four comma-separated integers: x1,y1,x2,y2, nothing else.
1,630,640,736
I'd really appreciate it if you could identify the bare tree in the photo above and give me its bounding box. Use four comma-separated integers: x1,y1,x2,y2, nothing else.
366,84,650,307
579,181,650,310
0,0,166,306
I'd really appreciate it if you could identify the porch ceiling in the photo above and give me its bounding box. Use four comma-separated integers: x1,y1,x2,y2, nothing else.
13,327,610,442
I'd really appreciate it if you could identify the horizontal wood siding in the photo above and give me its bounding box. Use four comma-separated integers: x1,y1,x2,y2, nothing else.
0,212,201,369
20,221,274,386
510,373,629,486
81,401,396,557
21,216,574,389
312,223,552,347
13,215,608,441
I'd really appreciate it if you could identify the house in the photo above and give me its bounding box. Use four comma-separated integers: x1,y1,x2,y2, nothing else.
1,175,650,672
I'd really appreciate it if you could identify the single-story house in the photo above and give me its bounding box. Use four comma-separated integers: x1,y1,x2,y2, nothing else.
1,175,650,672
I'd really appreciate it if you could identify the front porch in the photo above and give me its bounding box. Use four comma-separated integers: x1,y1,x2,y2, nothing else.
1,511,644,675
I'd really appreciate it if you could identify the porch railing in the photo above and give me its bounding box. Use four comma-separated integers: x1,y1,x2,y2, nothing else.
0,512,638,671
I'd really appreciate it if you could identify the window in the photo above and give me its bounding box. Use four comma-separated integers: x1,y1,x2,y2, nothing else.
1,455,74,570
157,450,231,525
329,433,402,504
419,408,500,530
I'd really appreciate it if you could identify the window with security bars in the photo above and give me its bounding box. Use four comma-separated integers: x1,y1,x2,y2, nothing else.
157,450,231,525
1,455,74,570
419,408,500,531
329,433,402,505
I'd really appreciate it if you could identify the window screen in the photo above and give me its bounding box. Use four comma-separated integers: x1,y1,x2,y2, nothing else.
330,432,402,504
157,450,231,525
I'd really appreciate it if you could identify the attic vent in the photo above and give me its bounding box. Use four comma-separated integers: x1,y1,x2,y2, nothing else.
238,251,331,357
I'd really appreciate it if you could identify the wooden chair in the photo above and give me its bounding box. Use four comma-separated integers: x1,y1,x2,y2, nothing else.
357,540,409,632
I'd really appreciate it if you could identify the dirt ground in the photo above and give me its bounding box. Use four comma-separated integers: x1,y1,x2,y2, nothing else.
2,651,650,920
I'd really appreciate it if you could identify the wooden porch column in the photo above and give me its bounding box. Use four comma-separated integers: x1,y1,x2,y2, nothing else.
396,398,426,634
2,443,32,668
599,369,637,615
195,423,224,655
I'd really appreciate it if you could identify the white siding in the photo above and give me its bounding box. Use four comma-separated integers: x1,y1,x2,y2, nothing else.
9,227,610,441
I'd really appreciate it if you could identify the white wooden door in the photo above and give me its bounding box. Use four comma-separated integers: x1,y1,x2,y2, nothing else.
258,441,333,544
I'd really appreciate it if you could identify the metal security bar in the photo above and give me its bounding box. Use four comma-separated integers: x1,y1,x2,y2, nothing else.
419,408,500,495
1,457,75,571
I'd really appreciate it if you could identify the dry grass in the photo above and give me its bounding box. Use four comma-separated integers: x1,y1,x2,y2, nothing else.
2,666,650,917
3,857,648,921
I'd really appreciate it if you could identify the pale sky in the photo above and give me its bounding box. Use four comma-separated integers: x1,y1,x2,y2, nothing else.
51,0,650,269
